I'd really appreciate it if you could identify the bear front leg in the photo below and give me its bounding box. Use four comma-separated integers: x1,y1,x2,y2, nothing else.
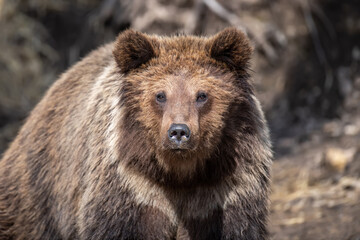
221,203,268,240
175,203,268,240
176,209,223,240
79,194,176,240
78,169,176,240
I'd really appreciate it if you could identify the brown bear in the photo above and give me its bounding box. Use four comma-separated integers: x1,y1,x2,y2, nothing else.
0,28,272,240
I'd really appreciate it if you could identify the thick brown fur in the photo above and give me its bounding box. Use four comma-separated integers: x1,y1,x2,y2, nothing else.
0,28,272,240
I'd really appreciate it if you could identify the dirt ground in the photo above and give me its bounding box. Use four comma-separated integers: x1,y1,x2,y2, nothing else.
270,116,360,239
0,0,359,239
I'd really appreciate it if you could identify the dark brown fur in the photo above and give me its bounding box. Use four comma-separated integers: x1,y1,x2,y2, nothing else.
0,28,272,240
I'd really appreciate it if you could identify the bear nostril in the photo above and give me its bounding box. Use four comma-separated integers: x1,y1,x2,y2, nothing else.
168,124,191,144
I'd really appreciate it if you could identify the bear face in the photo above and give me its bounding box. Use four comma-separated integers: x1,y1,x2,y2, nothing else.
114,28,254,180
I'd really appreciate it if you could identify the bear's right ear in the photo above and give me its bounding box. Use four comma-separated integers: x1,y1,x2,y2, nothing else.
113,30,159,74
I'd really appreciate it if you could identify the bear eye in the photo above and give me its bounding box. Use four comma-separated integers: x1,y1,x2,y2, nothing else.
156,92,166,103
196,92,208,103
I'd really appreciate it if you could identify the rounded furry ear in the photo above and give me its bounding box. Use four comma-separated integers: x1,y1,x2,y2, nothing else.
206,27,253,73
113,30,158,73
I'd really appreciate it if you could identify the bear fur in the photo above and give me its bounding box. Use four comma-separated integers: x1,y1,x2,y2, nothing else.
0,28,272,240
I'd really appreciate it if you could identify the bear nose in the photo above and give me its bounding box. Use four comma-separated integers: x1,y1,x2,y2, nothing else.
168,124,191,144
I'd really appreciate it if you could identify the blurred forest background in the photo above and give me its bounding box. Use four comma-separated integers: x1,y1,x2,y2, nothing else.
0,0,359,239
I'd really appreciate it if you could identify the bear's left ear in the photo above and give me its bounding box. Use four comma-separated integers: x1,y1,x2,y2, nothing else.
113,29,159,74
206,27,253,74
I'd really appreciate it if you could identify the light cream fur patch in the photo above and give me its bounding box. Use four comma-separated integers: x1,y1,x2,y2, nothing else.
117,163,178,224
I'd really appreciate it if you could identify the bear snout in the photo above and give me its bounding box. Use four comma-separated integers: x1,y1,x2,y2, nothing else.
167,123,191,148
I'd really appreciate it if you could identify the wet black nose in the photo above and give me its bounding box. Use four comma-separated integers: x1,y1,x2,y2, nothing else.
168,124,191,144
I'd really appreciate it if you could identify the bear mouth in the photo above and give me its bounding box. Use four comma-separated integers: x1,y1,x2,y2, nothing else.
169,145,191,151
162,136,197,152
163,142,194,151
172,148,187,153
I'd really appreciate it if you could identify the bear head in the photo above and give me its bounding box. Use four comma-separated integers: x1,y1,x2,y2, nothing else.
113,28,256,184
